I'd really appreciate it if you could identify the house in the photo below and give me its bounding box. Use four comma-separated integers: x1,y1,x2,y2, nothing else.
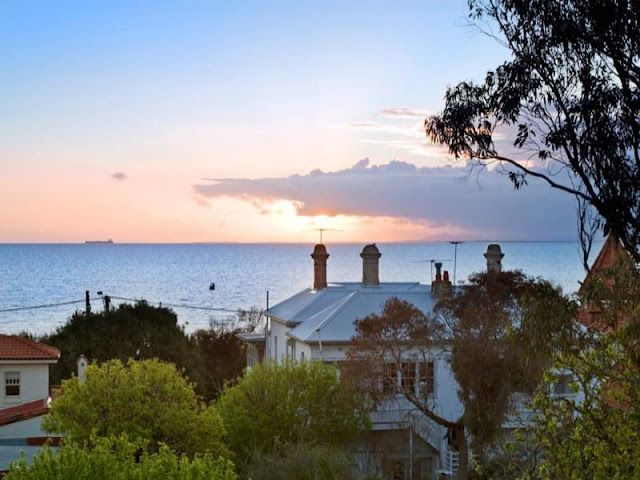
0,335,59,442
242,243,509,479
578,234,632,330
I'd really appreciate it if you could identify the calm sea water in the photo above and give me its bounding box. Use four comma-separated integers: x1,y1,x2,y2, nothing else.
0,242,595,335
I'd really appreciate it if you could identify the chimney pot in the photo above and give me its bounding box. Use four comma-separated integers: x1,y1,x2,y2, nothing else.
443,271,449,282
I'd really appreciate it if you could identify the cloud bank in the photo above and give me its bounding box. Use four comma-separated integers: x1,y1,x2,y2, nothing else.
194,159,577,241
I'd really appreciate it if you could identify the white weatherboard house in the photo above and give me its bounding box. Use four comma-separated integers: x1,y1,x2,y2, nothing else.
0,335,60,442
242,244,509,479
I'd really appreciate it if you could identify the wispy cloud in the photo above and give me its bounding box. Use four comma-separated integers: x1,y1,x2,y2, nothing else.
379,107,431,119
342,107,448,162
194,159,577,241
112,172,127,182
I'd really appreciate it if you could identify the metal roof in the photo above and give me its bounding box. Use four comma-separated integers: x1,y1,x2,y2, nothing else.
267,282,436,343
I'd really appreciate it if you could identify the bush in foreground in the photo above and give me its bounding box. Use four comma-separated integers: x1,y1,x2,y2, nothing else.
245,443,357,480
5,436,237,480
44,358,228,458
217,361,368,471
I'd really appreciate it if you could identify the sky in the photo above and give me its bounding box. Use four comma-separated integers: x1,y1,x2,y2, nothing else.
0,1,578,243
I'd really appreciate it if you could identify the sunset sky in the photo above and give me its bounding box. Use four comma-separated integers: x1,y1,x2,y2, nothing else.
1,1,578,243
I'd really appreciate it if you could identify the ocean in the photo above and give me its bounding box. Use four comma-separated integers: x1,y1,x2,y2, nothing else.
0,242,595,335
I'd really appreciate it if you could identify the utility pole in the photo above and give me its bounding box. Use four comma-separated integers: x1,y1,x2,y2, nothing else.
85,290,91,316
450,241,464,289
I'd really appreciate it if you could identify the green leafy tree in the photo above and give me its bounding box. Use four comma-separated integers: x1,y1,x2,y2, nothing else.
41,301,202,386
44,358,228,458
216,361,368,471
192,307,263,402
5,435,237,480
529,258,640,478
425,0,640,264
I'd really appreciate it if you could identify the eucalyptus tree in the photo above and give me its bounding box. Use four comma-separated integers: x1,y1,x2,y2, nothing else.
426,0,640,265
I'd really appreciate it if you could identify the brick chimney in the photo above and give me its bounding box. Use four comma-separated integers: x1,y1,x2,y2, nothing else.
311,244,329,289
432,262,452,297
484,244,504,273
360,244,381,286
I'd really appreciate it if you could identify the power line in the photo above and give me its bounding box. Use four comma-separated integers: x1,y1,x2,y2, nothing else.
100,296,239,313
0,299,85,314
0,296,241,315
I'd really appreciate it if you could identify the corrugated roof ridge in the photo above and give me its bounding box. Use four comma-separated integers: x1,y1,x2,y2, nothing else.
355,282,425,295
289,288,336,324
306,290,360,341
288,292,356,342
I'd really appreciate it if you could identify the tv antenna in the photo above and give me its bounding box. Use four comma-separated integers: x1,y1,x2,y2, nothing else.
450,241,464,287
308,228,342,244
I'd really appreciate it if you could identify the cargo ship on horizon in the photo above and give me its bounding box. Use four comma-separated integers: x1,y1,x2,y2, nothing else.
85,239,114,244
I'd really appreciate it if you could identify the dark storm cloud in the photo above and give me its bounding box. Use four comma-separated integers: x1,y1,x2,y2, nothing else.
194,159,577,240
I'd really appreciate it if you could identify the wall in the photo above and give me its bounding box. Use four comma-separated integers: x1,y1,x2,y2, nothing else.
0,363,50,408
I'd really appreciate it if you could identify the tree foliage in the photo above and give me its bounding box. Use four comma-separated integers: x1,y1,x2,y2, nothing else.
44,358,228,458
191,307,262,402
425,0,640,263
437,271,575,447
344,298,472,478
244,444,357,480
346,283,573,478
5,436,237,480
216,361,368,470
41,301,201,386
529,258,640,478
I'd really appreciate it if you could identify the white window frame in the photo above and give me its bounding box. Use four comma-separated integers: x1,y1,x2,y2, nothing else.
5,372,20,398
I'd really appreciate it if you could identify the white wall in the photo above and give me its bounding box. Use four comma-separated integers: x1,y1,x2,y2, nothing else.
0,363,51,408
266,319,290,363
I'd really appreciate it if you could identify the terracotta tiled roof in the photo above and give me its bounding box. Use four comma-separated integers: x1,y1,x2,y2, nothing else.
579,235,628,295
0,335,60,361
0,398,50,427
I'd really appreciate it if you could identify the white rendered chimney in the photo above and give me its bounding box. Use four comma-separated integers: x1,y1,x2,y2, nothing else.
360,244,381,286
484,244,504,273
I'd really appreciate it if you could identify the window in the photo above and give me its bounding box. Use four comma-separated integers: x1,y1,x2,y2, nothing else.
247,344,259,367
401,362,416,393
382,363,398,394
553,374,573,395
419,361,435,396
5,372,20,397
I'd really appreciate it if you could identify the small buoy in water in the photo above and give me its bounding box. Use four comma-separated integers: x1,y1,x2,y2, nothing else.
209,282,216,291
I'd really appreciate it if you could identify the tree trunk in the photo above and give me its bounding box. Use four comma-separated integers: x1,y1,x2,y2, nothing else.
456,423,468,480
